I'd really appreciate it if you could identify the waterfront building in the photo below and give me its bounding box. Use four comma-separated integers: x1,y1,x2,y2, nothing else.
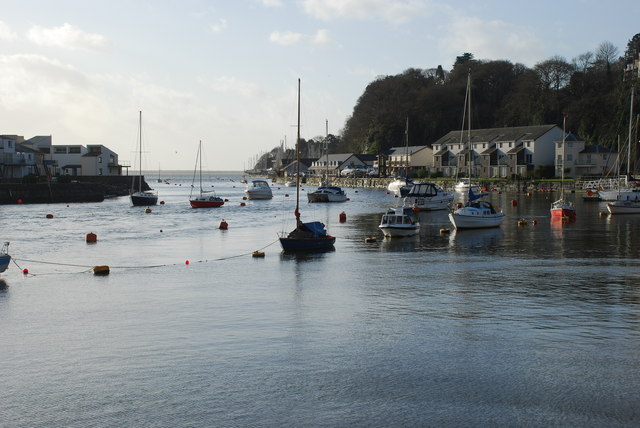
432,125,563,179
555,134,617,178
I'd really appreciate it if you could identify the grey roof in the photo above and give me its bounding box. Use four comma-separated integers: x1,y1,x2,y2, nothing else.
580,144,616,154
387,145,429,156
432,125,558,146
481,147,498,155
434,148,449,156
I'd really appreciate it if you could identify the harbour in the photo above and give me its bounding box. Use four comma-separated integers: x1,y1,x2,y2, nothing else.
1,171,640,427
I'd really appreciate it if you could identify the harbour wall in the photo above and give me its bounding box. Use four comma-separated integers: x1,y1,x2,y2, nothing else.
280,177,578,193
0,176,152,204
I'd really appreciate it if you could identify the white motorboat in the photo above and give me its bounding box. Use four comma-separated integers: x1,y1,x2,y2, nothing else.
387,177,413,197
598,187,640,201
307,186,347,203
379,207,419,238
454,179,480,193
244,179,273,200
403,182,454,211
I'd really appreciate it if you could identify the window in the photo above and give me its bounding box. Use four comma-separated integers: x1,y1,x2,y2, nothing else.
55,147,67,154
557,155,562,163
68,147,81,154
499,143,503,148
568,142,573,148
567,154,573,161
98,156,102,163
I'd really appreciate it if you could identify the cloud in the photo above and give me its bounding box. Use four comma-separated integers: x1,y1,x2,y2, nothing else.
261,0,284,7
0,21,17,41
312,29,332,45
199,76,265,98
209,18,228,33
439,16,545,66
302,0,427,24
27,23,110,51
269,31,303,45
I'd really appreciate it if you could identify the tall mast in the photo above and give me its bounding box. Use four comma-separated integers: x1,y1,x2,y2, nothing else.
295,78,301,219
628,86,635,178
561,113,566,198
325,119,329,182
198,140,202,195
405,116,409,178
138,111,142,192
467,72,472,179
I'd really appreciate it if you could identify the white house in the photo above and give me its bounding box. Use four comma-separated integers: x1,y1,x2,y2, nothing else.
432,125,563,178
555,134,616,178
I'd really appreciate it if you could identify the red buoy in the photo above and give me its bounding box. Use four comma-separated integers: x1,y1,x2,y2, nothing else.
511,199,518,207
185,260,190,265
17,199,23,204
240,202,246,206
339,212,347,223
23,268,29,274
86,232,97,243
46,214,54,219
219,220,228,230
160,201,165,205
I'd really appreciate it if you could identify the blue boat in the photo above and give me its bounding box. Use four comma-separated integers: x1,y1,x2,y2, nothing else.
279,79,336,253
0,242,11,273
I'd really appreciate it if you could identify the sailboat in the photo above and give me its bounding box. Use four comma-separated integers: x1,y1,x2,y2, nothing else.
279,79,336,252
0,242,11,273
449,72,505,230
608,86,640,214
130,111,158,206
387,117,413,196
189,140,224,208
550,114,576,219
307,119,347,203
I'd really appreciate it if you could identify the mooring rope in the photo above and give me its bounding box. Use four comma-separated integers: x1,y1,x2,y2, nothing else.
11,238,282,275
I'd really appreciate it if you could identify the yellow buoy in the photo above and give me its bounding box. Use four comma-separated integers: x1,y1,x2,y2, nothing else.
517,220,527,226
439,228,450,234
93,265,110,276
599,211,608,217
252,251,265,258
364,236,377,243
145,208,152,213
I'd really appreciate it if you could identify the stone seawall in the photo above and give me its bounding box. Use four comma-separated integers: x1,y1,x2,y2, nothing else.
287,177,576,193
0,176,152,204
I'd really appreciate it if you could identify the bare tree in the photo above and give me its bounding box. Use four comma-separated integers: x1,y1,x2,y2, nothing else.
534,56,574,91
573,52,594,72
596,41,619,70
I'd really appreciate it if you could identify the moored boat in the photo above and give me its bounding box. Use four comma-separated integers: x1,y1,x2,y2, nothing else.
607,199,640,214
189,140,224,208
244,179,273,200
0,242,11,273
379,206,419,237
130,111,158,206
403,182,454,211
307,186,347,203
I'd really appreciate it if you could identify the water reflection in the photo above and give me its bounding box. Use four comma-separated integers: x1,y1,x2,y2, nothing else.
448,228,503,252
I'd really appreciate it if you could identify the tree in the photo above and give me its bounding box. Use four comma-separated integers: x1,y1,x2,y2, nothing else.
596,41,619,71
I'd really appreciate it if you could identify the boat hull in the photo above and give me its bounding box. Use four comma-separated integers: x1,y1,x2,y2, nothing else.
550,207,576,219
607,201,640,214
448,212,504,229
379,225,419,237
279,236,335,252
598,188,640,201
190,197,224,208
0,254,10,273
131,192,158,206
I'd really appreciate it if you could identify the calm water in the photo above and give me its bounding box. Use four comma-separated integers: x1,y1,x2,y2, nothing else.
1,172,640,427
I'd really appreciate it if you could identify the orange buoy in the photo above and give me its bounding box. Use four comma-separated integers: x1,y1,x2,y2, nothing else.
511,199,518,207
219,220,228,230
46,213,54,219
339,212,347,223
86,232,97,243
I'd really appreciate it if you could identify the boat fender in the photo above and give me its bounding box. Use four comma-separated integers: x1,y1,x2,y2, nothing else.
93,265,110,276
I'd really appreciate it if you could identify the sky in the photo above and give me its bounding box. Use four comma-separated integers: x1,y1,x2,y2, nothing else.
1,0,638,171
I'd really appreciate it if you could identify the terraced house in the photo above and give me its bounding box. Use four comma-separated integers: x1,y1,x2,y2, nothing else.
432,125,564,179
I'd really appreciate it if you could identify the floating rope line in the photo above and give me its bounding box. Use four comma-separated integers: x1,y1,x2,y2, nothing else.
11,238,282,275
